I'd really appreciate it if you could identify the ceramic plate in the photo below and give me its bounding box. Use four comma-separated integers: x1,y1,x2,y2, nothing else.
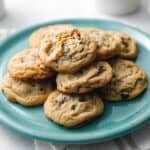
0,19,150,144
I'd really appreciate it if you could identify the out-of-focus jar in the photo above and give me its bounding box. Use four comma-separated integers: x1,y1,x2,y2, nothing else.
95,0,141,15
0,0,5,19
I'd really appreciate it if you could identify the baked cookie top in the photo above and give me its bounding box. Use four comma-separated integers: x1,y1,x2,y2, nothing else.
39,29,97,73
108,31,137,59
8,48,55,80
56,61,112,94
100,59,148,101
1,74,53,106
80,28,104,44
44,90,104,128
29,24,76,48
80,28,121,60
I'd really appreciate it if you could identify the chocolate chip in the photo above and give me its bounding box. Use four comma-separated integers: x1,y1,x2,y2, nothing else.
98,65,105,73
112,73,116,78
120,89,129,99
31,83,35,87
40,88,44,91
71,105,76,110
58,96,68,107
122,39,129,47
84,105,91,112
78,95,86,102
58,100,65,107
65,87,69,90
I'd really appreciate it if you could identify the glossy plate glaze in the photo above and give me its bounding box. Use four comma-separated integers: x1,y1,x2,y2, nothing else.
0,19,150,144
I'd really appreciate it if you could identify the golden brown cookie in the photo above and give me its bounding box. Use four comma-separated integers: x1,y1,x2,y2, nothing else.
1,74,53,106
8,48,55,80
56,61,112,94
39,29,97,73
44,90,104,128
99,59,148,101
80,28,104,42
80,28,121,60
80,28,104,38
108,31,137,59
29,24,76,48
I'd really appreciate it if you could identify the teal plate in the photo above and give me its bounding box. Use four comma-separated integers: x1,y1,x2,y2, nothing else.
0,19,150,144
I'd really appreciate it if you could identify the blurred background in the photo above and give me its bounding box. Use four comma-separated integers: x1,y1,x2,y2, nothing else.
0,0,150,33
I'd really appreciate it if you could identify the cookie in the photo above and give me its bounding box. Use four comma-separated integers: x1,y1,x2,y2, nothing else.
99,59,148,101
8,48,55,80
39,29,97,73
80,28,104,37
80,28,104,42
29,24,76,48
56,61,112,94
1,74,53,106
44,90,104,128
80,28,121,60
29,26,50,48
108,31,137,59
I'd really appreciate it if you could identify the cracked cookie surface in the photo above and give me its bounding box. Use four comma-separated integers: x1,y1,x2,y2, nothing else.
2,74,53,106
80,28,121,60
56,61,112,93
39,29,97,73
44,90,104,128
99,59,148,101
108,31,137,59
8,48,55,80
29,24,76,48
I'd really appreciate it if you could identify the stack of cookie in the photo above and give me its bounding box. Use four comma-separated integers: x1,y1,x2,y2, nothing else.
1,24,148,128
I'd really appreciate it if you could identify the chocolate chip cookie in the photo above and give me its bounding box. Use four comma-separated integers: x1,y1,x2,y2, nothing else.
99,59,148,101
1,74,53,106
108,31,137,59
8,48,55,80
80,28,121,60
44,90,104,128
29,24,76,48
56,61,112,93
39,29,97,73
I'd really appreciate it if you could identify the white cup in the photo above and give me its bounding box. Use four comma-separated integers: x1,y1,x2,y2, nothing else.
0,0,5,19
95,0,141,15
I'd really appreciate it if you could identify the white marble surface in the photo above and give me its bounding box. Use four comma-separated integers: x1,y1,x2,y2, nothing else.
0,0,150,150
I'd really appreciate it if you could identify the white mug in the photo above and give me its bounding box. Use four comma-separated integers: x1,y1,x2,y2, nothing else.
95,0,141,15
0,0,5,19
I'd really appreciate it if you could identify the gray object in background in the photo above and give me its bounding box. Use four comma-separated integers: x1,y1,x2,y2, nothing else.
144,0,150,14
95,0,141,15
0,0,5,19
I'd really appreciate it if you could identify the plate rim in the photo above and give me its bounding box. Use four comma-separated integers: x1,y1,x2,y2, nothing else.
0,18,150,144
